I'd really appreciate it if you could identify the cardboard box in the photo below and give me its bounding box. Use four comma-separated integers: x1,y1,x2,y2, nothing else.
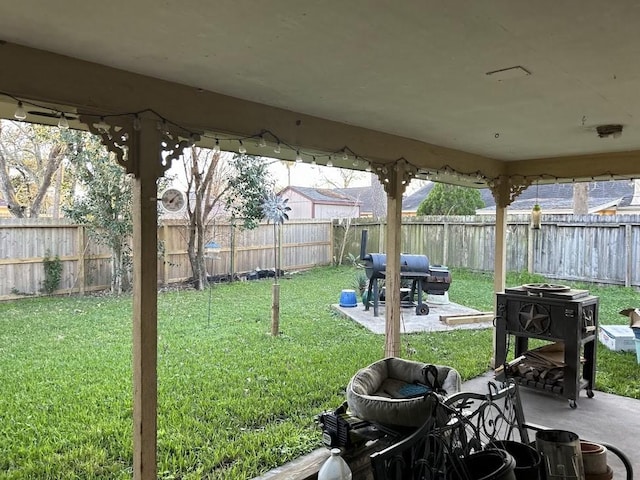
599,325,636,352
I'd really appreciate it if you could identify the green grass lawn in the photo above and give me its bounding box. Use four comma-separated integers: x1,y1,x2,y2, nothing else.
0,266,638,479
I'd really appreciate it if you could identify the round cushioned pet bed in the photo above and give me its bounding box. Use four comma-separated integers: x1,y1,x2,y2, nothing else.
346,357,462,428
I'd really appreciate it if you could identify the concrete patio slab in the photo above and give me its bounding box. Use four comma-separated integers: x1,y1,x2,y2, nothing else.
332,300,493,334
463,371,638,477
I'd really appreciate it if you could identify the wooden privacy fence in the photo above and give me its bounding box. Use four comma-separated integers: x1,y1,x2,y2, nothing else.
0,218,333,300
157,219,333,284
0,218,113,300
336,214,640,288
2,214,639,300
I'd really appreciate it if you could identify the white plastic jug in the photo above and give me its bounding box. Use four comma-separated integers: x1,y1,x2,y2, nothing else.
318,448,353,480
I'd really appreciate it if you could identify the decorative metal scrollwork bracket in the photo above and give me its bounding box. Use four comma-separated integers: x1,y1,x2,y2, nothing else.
80,114,201,178
81,114,136,174
488,175,532,208
373,159,417,199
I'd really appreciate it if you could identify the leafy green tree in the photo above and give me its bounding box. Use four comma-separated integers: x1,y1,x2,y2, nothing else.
416,183,485,215
178,149,272,290
64,135,133,294
225,154,273,230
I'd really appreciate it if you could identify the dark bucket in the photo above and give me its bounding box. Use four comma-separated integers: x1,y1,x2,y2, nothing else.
492,440,542,480
462,449,516,480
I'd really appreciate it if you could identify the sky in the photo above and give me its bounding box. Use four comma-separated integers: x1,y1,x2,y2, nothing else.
167,152,427,193
268,159,370,189
167,153,371,190
268,160,429,194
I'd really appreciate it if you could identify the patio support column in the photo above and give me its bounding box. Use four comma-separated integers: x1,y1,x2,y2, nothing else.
81,113,197,480
131,123,161,480
377,161,412,358
489,175,530,368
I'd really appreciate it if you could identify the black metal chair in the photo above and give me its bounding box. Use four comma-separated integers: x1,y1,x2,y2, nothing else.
369,380,633,480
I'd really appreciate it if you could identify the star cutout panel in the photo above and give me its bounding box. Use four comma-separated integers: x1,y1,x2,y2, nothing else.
518,303,551,334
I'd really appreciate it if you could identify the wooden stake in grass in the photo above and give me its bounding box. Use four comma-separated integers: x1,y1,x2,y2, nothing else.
262,192,291,336
271,283,280,336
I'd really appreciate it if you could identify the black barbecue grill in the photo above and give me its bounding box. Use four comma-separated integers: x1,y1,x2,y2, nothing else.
363,253,451,316
359,230,451,316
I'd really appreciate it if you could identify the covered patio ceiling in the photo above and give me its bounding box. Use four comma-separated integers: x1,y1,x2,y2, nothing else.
2,4,639,478
1,1,640,187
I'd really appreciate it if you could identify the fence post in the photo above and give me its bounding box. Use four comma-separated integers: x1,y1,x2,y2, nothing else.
161,224,170,285
527,223,534,274
330,219,336,264
77,225,86,295
442,220,449,266
625,223,632,287
230,224,236,278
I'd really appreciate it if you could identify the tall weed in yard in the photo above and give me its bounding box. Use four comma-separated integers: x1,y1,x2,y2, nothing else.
0,266,637,479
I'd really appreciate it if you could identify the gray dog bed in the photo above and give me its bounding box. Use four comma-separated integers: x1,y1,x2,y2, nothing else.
346,357,462,428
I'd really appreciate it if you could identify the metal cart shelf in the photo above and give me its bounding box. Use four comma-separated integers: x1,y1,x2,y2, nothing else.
494,285,598,408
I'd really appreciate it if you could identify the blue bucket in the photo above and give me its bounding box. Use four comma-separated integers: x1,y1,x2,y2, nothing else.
339,289,358,307
635,339,640,365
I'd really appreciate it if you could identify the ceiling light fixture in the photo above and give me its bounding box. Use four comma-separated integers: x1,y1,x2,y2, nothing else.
14,102,27,120
58,113,69,129
596,124,623,139
93,117,110,132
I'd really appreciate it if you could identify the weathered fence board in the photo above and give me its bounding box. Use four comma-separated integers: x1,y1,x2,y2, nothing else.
0,219,333,299
340,214,640,288
1,214,638,299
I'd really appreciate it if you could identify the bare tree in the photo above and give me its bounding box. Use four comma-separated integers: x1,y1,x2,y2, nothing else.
281,160,294,186
0,120,77,217
181,147,226,290
180,148,272,290
321,167,367,188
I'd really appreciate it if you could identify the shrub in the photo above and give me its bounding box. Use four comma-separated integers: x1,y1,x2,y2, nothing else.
42,251,62,294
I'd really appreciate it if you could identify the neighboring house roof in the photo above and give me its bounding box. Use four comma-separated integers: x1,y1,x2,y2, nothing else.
285,180,636,218
281,186,362,206
401,180,635,215
477,180,635,214
402,182,434,212
334,187,373,213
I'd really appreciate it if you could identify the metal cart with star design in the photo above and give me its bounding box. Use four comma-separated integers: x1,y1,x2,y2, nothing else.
494,284,598,408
